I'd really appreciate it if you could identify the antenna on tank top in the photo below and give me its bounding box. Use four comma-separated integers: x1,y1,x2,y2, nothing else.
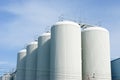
58,14,64,21
44,26,51,33
79,23,94,29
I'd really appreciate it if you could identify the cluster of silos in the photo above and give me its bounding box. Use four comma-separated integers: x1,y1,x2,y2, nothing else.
16,41,38,80
0,73,11,80
0,71,16,80
14,20,111,80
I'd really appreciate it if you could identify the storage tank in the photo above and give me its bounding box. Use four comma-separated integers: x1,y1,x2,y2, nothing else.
25,41,38,80
82,26,111,80
111,58,120,80
1,73,11,80
16,49,26,80
50,21,82,80
36,32,51,80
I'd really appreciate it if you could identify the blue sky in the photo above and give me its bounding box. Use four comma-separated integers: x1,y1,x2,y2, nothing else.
0,0,120,75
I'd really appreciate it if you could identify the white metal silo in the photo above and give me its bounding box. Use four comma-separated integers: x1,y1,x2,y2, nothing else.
82,26,111,80
36,32,51,80
16,49,26,80
25,41,38,80
50,21,82,80
2,73,11,80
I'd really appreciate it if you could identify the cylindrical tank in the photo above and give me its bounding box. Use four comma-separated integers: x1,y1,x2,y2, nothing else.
36,32,51,80
82,27,111,80
16,49,26,80
25,41,38,80
2,73,11,80
111,58,120,80
50,21,82,80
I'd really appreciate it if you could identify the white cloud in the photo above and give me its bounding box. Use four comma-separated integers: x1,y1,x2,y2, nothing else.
0,0,120,62
0,1,68,71
0,61,8,65
0,1,69,48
